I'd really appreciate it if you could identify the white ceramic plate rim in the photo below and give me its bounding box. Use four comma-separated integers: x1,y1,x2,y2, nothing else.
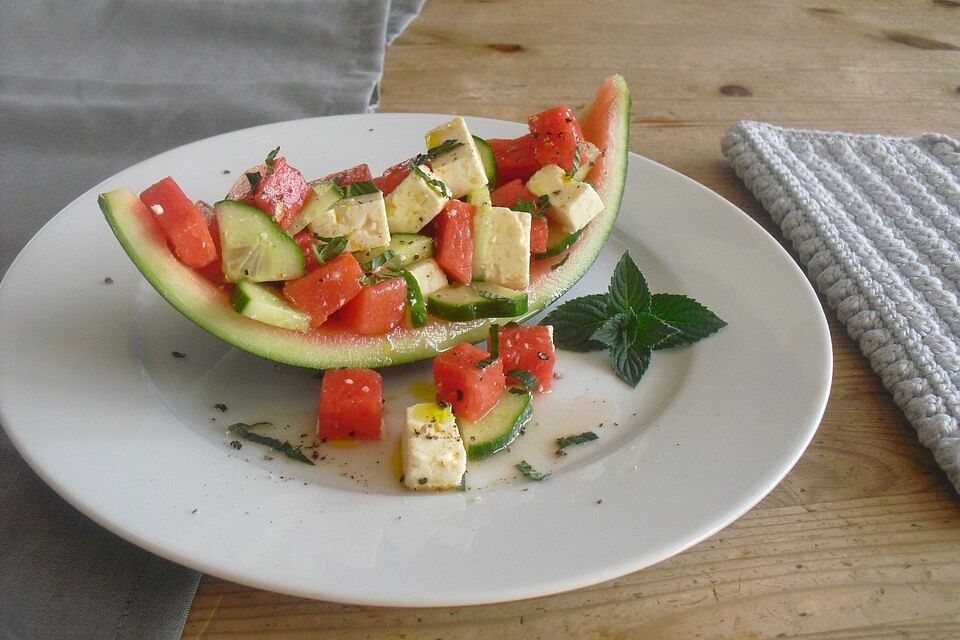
0,113,832,606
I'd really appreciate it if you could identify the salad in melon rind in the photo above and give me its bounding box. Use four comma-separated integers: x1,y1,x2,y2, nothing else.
98,75,631,369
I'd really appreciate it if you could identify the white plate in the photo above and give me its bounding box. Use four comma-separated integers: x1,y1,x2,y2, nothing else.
0,114,831,606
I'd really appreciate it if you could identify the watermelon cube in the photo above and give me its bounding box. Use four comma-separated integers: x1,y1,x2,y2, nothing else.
333,276,408,335
434,200,475,284
500,325,556,393
140,177,217,269
433,343,505,420
318,368,384,441
282,253,363,329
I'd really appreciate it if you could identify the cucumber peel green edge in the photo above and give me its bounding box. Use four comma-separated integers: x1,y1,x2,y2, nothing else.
97,75,630,369
460,391,533,460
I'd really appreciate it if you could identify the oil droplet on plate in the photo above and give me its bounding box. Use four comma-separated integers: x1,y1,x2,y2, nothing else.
408,380,436,403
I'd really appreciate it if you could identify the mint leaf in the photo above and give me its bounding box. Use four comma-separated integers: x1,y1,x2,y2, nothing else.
649,293,727,349
591,312,635,350
609,341,652,388
609,252,650,314
632,311,679,348
540,294,610,352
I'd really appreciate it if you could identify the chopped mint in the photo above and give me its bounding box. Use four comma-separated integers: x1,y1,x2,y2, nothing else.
516,460,550,481
514,194,550,219
476,324,500,369
415,139,463,165
400,268,427,328
556,431,598,450
569,145,582,177
227,422,314,465
312,236,348,265
245,171,262,194
550,254,571,271
359,267,404,287
506,369,539,392
412,164,451,198
264,146,280,174
341,181,380,198
360,249,397,273
533,224,585,260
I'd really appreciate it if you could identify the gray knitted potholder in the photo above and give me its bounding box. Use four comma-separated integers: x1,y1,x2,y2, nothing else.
722,121,960,495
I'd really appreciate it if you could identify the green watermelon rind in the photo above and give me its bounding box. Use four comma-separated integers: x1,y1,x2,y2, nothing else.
98,75,631,369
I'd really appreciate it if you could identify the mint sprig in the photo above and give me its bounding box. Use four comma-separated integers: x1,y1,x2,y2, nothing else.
540,252,726,387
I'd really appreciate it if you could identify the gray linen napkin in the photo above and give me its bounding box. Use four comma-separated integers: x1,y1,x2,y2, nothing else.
0,1,424,638
723,121,960,495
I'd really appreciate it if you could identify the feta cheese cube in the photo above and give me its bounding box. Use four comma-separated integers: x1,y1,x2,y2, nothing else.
526,164,604,234
405,258,449,298
425,117,489,198
402,403,466,491
384,165,449,233
308,192,391,252
473,206,531,290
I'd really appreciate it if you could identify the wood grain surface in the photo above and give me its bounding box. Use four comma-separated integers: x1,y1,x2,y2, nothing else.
183,1,960,637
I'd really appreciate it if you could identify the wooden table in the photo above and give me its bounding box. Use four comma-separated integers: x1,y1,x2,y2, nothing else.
183,1,960,637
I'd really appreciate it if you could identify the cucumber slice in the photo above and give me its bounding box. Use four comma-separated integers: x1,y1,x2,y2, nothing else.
230,279,310,331
405,258,449,298
458,391,532,459
215,200,305,282
354,233,434,269
286,180,343,235
472,135,497,188
427,282,528,321
533,224,587,260
465,185,492,210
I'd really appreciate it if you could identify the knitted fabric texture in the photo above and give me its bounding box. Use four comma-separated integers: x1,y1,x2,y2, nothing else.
722,121,960,495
